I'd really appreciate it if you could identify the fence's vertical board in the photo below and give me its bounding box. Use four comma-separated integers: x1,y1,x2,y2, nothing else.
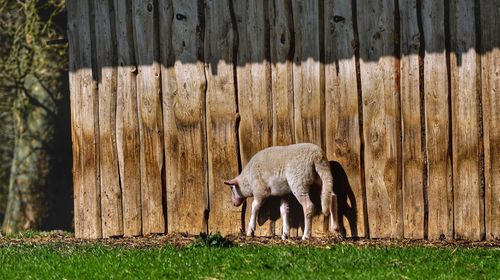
450,0,483,241
114,0,142,236
421,0,452,240
399,0,424,239
292,0,326,237
271,0,294,148
325,0,365,238
67,0,102,239
480,0,500,240
292,1,323,147
205,0,241,235
132,0,165,235
358,0,402,238
93,0,123,238
160,0,209,234
270,0,297,237
68,71,83,237
67,0,83,237
234,0,273,237
80,73,102,238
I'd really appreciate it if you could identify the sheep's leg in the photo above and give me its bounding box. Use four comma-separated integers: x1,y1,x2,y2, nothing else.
247,197,263,237
329,194,340,233
296,193,314,240
280,196,290,240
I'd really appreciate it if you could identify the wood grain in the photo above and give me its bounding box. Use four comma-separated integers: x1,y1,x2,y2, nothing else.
421,0,453,240
114,0,142,237
205,0,242,235
132,0,165,235
324,0,366,238
68,0,102,239
271,0,294,148
480,0,500,240
292,0,325,237
67,0,83,237
399,0,424,239
234,0,272,166
93,0,123,238
160,0,209,234
357,0,403,238
450,0,483,241
233,0,274,237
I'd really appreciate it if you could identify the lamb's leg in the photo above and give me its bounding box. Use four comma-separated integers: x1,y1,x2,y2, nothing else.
329,194,340,233
247,197,263,237
280,196,290,240
296,193,314,240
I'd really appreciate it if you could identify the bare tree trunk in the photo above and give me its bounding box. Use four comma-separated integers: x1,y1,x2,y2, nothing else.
2,74,56,234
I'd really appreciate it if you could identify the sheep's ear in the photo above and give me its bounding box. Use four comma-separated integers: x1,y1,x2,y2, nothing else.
224,179,238,186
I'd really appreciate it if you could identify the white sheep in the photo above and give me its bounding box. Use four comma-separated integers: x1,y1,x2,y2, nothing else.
224,143,339,240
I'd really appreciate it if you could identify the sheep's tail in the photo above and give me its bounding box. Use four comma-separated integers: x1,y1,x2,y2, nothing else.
314,155,340,233
314,155,334,217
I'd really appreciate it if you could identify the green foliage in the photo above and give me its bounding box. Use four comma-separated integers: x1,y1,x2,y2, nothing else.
0,0,67,91
0,244,498,279
188,232,234,248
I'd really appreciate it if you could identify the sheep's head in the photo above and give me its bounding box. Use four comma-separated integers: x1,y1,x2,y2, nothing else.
224,178,246,207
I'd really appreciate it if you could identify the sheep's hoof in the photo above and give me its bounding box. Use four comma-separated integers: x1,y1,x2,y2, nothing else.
281,234,288,240
246,230,254,237
301,235,310,241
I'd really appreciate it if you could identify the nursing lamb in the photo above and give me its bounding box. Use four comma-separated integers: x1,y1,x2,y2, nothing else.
224,143,339,240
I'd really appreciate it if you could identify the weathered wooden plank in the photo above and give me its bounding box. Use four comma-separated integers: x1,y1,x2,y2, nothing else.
270,0,298,237
67,0,83,237
324,0,366,238
291,0,325,238
233,0,273,237
292,0,323,148
205,0,241,235
271,0,294,148
358,0,402,238
132,0,165,235
421,0,453,240
81,74,102,239
480,0,500,240
68,70,83,238
114,0,142,236
399,0,424,239
93,0,123,238
159,0,209,234
450,0,483,241
67,0,102,239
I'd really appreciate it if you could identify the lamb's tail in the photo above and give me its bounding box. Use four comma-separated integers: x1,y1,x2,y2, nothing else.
314,155,334,217
314,155,339,233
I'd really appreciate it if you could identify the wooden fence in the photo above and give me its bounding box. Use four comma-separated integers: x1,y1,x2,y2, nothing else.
67,0,499,240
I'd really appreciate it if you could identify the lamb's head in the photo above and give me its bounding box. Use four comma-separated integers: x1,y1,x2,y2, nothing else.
224,178,246,207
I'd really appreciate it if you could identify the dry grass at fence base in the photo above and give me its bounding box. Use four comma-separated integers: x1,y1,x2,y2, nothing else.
0,231,499,249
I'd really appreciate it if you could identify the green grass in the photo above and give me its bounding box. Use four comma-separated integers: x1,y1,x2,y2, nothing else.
1,230,72,239
0,242,498,280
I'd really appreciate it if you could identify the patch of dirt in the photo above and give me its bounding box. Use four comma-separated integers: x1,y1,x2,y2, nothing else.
0,231,498,249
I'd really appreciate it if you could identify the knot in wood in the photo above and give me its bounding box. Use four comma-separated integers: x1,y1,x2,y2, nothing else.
280,33,286,44
176,13,186,20
333,16,345,23
147,3,153,12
